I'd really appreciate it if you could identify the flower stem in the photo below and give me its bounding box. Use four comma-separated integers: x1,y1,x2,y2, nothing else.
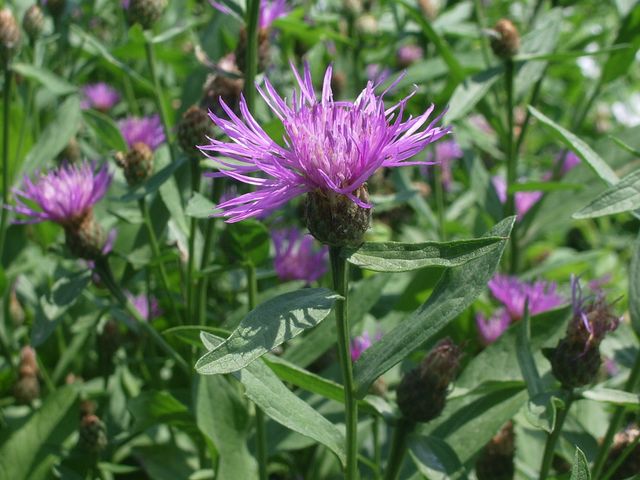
94,258,189,375
591,349,640,479
373,417,382,479
246,263,268,480
383,419,413,480
329,246,358,479
0,66,12,260
186,160,201,322
601,433,640,480
138,198,182,324
244,0,261,112
503,59,518,273
143,36,175,162
538,391,573,480
433,165,446,241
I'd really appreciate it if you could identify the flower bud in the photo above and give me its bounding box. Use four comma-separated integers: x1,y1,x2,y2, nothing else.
125,0,167,30
13,346,40,404
79,414,108,453
177,105,213,157
235,27,271,73
490,19,520,59
475,422,515,480
0,8,21,65
604,424,640,480
396,338,462,423
23,5,44,42
304,186,372,248
64,212,107,260
115,142,154,186
9,285,25,326
418,0,438,20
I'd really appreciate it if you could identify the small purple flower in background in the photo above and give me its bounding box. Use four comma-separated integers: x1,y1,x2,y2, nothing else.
488,274,564,321
9,161,111,227
350,331,382,362
396,44,423,68
475,309,511,345
365,64,392,83
126,291,163,321
272,227,328,283
425,139,463,191
118,115,165,151
200,62,449,222
492,175,542,219
558,151,581,175
81,83,120,112
259,0,288,29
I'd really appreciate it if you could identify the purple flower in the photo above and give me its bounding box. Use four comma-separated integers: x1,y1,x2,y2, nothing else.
351,333,372,362
126,291,163,321
397,44,423,68
118,115,165,151
9,161,111,227
200,62,450,222
476,309,511,345
425,139,463,191
272,227,328,283
81,83,120,112
259,0,288,29
492,175,542,219
365,64,391,83
488,274,564,321
558,151,581,175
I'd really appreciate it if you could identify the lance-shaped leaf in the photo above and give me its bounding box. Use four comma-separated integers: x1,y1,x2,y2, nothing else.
631,232,640,336
573,170,640,219
343,236,506,272
569,447,591,480
352,217,515,398
196,288,338,375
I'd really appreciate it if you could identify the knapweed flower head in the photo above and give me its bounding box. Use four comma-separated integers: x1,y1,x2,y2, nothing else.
492,175,542,220
272,227,328,283
475,309,511,345
488,274,563,321
10,161,111,227
200,62,450,244
119,115,165,151
126,291,163,321
568,275,619,347
81,83,120,112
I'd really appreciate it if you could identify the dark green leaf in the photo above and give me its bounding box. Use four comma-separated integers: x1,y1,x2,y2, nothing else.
609,135,640,157
508,181,583,193
186,192,217,218
11,63,77,96
409,436,468,480
446,67,503,122
573,170,640,219
196,288,338,375
353,217,515,398
83,109,128,152
569,447,591,480
128,391,194,432
631,232,640,336
601,4,640,85
220,219,270,267
120,155,186,202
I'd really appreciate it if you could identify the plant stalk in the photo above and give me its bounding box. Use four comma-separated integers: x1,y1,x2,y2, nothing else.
329,246,358,479
383,419,413,480
0,66,12,260
433,165,446,241
503,59,518,273
538,391,573,480
187,160,200,322
244,0,261,112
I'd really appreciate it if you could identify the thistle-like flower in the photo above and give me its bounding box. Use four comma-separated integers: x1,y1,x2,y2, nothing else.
9,162,112,259
475,309,511,345
488,274,563,321
81,83,120,112
272,227,328,283
200,62,449,245
118,115,165,151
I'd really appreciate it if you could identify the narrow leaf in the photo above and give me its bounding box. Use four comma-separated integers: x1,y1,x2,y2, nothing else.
569,447,591,480
573,170,640,218
446,67,503,122
11,63,77,96
601,4,640,85
631,232,640,336
580,388,640,406
83,110,128,152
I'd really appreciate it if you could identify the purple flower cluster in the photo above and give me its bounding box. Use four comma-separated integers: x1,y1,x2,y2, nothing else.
81,83,120,112
118,115,165,151
10,161,111,227
200,62,449,222
272,227,328,283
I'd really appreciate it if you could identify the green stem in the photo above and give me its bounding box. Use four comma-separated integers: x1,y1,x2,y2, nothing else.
143,37,175,162
503,59,518,273
373,417,381,480
433,165,446,241
329,246,358,480
0,66,12,261
591,349,640,479
601,433,640,480
538,391,573,480
94,258,189,374
244,0,261,112
246,263,268,480
187,160,201,322
383,419,413,480
138,198,182,324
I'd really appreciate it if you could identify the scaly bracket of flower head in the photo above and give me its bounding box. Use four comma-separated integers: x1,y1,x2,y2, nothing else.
115,115,165,186
199,61,450,246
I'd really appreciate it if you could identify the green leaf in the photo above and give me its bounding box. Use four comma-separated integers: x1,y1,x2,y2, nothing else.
630,232,640,336
196,288,338,375
601,4,640,85
0,386,78,480
609,135,640,157
573,170,640,219
220,219,270,266
120,155,186,202
186,192,217,218
353,217,515,398
579,388,640,406
83,109,128,152
527,106,618,186
508,181,583,193
194,375,257,480
343,237,506,272
569,447,591,480
128,391,194,432
22,95,82,174
446,67,503,122
163,325,231,347
409,436,468,480
11,63,77,96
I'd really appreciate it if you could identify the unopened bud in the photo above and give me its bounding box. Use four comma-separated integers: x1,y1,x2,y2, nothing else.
64,212,107,260
0,9,21,65
14,346,40,404
305,185,372,248
355,13,378,35
79,414,108,453
125,0,167,30
490,19,520,59
604,425,640,480
418,0,438,20
23,5,45,42
9,285,25,326
200,60,244,116
177,105,213,157
475,422,516,480
396,338,462,423
115,142,154,186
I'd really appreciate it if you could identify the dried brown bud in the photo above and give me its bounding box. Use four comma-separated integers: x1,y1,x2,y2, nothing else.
23,5,45,42
491,19,520,59
115,142,154,186
475,422,516,480
0,8,21,64
177,105,213,157
125,0,167,30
